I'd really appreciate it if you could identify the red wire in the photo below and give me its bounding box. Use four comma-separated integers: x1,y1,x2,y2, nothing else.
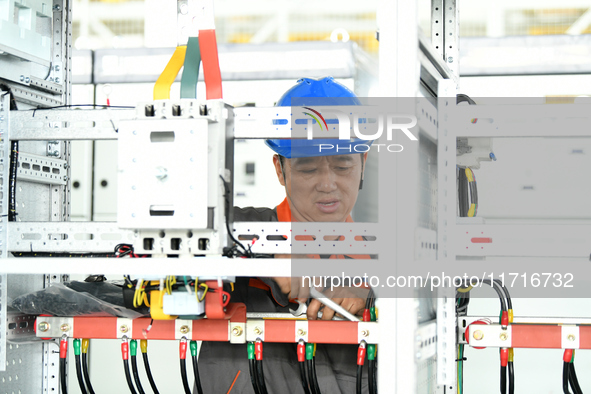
226,370,241,394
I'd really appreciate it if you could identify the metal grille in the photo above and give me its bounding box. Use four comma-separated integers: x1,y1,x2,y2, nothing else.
417,356,438,394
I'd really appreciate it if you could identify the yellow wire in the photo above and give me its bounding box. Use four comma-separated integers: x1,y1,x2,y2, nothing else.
467,203,476,217
457,286,473,293
198,283,208,301
230,282,234,292
195,279,199,302
465,168,474,182
143,292,150,307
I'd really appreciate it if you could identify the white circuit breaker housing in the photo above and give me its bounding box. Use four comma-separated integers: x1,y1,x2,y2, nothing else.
117,100,234,255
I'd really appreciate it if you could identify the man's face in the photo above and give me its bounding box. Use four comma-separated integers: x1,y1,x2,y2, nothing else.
273,153,367,222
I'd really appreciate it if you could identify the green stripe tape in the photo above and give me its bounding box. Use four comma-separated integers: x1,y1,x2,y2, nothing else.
180,36,201,99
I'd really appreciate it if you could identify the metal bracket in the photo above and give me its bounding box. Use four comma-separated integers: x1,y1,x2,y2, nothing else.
562,325,580,349
17,152,67,185
295,321,309,343
6,313,37,341
230,321,246,344
358,321,378,344
116,318,133,339
246,319,265,342
35,317,73,338
175,320,193,340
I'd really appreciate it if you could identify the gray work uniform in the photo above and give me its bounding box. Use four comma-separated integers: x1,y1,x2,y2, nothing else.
197,207,370,394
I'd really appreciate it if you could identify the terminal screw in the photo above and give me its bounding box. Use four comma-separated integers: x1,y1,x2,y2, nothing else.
232,326,243,337
119,325,129,334
38,322,50,332
473,330,484,341
180,325,190,335
253,327,263,336
361,330,369,338
500,333,508,341
568,334,576,342
60,324,70,332
297,329,306,337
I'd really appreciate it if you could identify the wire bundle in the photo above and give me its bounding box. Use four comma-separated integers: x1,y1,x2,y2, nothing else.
75,339,96,394
564,349,584,394
247,341,270,394
179,338,192,394
122,338,138,394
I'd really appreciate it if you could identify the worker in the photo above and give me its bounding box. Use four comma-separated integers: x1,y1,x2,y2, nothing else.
199,77,372,393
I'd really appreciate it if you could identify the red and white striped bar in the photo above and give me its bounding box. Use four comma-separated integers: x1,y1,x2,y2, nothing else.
35,315,378,344
467,324,591,349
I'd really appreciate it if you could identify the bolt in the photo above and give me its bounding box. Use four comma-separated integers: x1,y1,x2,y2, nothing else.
63,176,68,182
53,4,61,11
20,75,25,82
55,78,60,84
232,326,243,337
54,65,60,72
180,325,190,334
361,330,369,337
473,330,484,341
38,322,50,332
447,57,454,63
120,325,129,333
568,334,576,342
60,324,70,332
253,327,263,336
155,167,168,181
25,77,30,83
500,333,508,341
297,329,306,337
63,163,68,169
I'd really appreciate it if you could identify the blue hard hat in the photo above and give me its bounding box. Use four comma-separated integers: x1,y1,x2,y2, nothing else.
265,77,372,159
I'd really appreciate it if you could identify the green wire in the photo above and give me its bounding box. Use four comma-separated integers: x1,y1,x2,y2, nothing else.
458,344,464,394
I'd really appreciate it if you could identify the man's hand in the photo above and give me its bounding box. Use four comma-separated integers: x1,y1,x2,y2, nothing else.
306,287,367,320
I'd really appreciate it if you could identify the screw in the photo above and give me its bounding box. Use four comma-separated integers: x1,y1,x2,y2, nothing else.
60,324,70,332
447,57,454,63
53,4,61,11
297,329,306,337
568,334,576,341
473,330,484,340
500,333,508,341
179,3,188,14
20,75,25,82
63,176,68,182
253,327,263,336
155,167,168,181
25,77,30,83
361,330,369,337
55,78,60,84
38,322,50,332
232,326,243,337
180,325,190,334
120,325,129,333
54,65,60,72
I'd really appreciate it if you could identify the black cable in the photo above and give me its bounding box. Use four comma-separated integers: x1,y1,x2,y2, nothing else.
494,279,513,310
131,354,146,394
124,359,138,394
180,358,191,394
500,365,507,394
249,359,262,394
564,362,572,394
481,280,507,312
299,361,311,394
142,352,160,394
75,354,88,394
60,357,68,394
307,360,319,394
508,361,514,394
368,360,375,394
373,360,378,394
356,364,363,394
8,141,18,221
82,353,96,394
191,354,204,394
458,167,469,217
569,363,583,394
256,359,269,394
311,357,322,394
